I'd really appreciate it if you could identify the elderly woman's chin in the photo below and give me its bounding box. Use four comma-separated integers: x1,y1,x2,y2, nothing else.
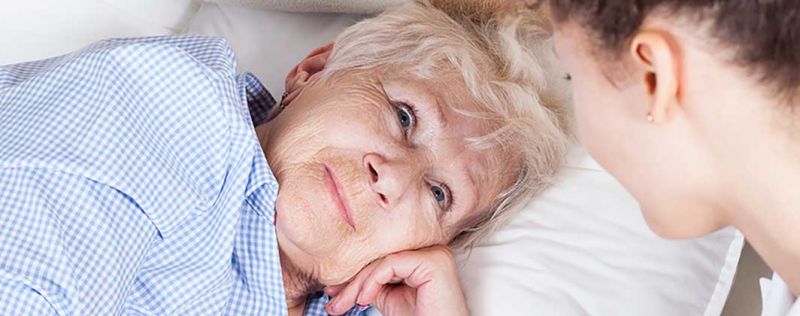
272,156,369,282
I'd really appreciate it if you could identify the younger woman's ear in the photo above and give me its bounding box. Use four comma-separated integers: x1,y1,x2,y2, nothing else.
629,30,680,123
283,42,334,106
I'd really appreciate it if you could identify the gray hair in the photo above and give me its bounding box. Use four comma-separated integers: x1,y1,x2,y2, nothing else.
321,1,573,249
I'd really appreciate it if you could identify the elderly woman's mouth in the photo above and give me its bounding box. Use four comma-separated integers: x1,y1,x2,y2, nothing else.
323,164,357,229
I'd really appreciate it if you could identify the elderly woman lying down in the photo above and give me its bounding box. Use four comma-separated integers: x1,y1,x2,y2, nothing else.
0,2,570,316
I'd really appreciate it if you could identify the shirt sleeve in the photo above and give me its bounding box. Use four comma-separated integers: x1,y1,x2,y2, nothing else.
0,56,82,314
0,168,159,315
0,36,238,236
0,271,59,316
0,35,237,315
0,55,69,90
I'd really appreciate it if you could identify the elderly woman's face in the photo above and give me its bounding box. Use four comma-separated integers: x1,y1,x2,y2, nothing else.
264,65,511,285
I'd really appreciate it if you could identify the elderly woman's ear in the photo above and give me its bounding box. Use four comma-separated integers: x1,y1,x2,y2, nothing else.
283,42,334,106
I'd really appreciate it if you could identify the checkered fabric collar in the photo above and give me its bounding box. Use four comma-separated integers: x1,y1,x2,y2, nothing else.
238,73,282,222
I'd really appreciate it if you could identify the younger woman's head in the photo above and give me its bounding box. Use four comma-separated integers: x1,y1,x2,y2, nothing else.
548,0,800,238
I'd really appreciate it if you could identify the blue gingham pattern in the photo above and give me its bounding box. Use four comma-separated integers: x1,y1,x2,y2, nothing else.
0,36,364,316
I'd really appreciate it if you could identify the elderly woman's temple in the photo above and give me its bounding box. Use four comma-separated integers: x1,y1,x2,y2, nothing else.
0,1,570,315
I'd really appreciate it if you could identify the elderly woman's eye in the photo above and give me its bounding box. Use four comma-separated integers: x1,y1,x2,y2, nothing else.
430,184,451,210
394,102,416,132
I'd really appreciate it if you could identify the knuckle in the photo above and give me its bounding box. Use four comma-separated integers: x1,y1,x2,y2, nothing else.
384,252,400,262
383,253,403,266
431,246,455,261
430,247,457,272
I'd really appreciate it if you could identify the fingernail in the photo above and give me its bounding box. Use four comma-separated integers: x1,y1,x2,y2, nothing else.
357,304,370,312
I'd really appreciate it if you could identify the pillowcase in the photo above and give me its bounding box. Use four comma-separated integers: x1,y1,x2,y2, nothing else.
184,3,744,315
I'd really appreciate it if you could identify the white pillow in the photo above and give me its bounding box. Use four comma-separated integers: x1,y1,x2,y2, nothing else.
0,0,198,65
185,3,361,94
184,3,743,315
458,146,742,315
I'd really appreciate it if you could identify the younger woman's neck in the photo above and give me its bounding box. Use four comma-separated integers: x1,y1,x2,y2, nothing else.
734,200,800,296
725,136,800,296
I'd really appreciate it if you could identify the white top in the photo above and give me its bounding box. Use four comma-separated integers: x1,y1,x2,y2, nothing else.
761,273,800,315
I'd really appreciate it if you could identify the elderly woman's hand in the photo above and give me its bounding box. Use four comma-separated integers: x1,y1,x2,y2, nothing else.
324,245,469,316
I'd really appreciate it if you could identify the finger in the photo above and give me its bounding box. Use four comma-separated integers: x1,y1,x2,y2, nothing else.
323,284,345,297
357,247,458,307
326,261,379,315
326,280,360,315
356,253,423,306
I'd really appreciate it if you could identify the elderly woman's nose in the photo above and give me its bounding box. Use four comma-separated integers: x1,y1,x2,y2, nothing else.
362,153,419,209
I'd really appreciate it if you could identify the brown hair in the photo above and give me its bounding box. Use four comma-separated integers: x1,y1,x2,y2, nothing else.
549,0,800,99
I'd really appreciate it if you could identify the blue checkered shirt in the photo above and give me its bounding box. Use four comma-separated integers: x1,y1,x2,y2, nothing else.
0,36,364,316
